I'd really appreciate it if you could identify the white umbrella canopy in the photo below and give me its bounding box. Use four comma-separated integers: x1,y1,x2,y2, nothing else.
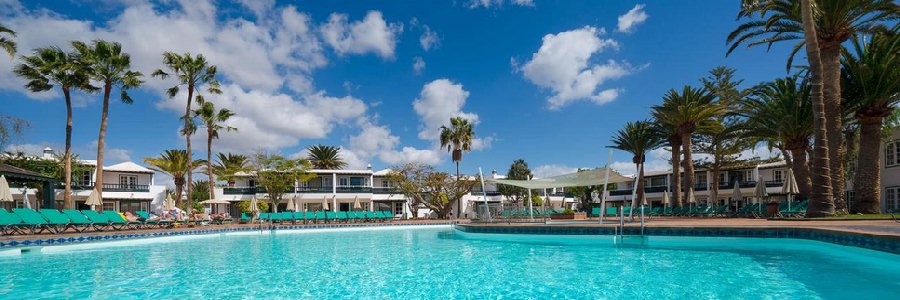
781,169,800,195
0,175,13,203
686,189,696,207
199,199,230,205
284,196,296,211
353,196,361,210
662,191,670,207
164,194,175,211
754,175,769,202
249,196,260,213
85,189,102,209
320,196,330,211
292,194,301,211
731,180,743,208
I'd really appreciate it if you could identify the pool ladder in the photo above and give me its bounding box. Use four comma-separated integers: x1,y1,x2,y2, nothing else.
613,205,647,245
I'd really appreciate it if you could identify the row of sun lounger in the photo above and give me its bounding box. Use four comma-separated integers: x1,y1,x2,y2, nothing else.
0,208,172,235
249,210,396,224
500,209,567,218
499,200,810,220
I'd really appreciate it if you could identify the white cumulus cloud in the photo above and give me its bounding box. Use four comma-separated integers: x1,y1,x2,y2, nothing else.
467,0,535,9
533,164,578,178
320,10,403,59
520,26,637,110
617,4,648,33
412,56,426,74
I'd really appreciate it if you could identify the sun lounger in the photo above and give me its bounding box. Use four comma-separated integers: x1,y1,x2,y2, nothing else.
102,210,140,230
305,211,315,223
40,209,87,233
313,211,326,223
382,210,395,221
0,208,25,235
81,210,113,230
12,208,55,234
336,211,348,223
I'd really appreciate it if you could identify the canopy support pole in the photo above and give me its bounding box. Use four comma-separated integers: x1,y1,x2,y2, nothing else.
527,188,533,221
478,168,491,222
628,163,641,219
599,148,612,224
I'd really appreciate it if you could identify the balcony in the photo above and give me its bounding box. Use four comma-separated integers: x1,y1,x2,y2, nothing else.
223,187,257,195
336,186,372,193
373,187,399,194
609,190,631,196
56,183,95,190
644,186,668,193
694,184,708,191
765,180,784,187
296,186,333,193
101,183,150,192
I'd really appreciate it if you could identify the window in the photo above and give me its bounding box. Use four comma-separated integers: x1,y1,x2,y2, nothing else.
119,175,137,188
339,177,348,186
718,172,727,184
887,140,900,167
887,187,900,211
774,170,783,182
248,179,256,188
349,176,364,186
79,172,92,186
696,173,708,186
382,180,390,188
650,176,666,187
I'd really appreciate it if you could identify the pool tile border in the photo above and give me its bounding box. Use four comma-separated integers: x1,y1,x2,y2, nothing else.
454,225,900,254
0,222,454,249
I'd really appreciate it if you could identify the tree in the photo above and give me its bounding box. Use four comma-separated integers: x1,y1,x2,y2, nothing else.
213,153,251,187
251,152,315,213
727,0,896,211
0,115,28,150
698,66,750,205
744,76,815,200
842,30,899,213
653,123,682,207
14,46,98,209
193,101,236,201
439,116,475,215
72,40,144,202
610,120,664,211
144,150,205,208
1,150,90,208
306,145,347,170
386,163,476,219
152,52,221,214
498,159,532,209
652,86,726,208
0,24,15,57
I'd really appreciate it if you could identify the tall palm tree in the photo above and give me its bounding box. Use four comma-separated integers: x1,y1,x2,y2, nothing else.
610,120,664,211
14,46,97,209
72,40,144,201
213,153,251,187
652,86,726,208
744,76,815,200
842,30,899,213
194,101,236,200
727,0,897,210
440,116,475,215
152,52,221,213
144,150,205,208
653,123,682,207
0,24,15,57
306,145,347,170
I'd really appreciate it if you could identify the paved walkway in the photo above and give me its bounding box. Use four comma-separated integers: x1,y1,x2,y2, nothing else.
468,217,900,237
0,219,455,242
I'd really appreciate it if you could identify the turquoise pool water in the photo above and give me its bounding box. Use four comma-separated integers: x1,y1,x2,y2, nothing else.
0,226,898,299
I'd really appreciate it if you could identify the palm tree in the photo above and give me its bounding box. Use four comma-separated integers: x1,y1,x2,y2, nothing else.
842,30,899,213
652,86,726,208
152,52,221,213
72,40,144,201
440,116,475,215
653,123,682,207
610,120,664,211
0,24,15,57
213,153,251,187
194,101,236,201
144,150,205,208
14,46,97,209
727,0,897,211
744,76,815,200
306,145,347,169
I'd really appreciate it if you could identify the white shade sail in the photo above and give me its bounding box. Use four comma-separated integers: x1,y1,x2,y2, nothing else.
200,199,230,205
487,168,630,189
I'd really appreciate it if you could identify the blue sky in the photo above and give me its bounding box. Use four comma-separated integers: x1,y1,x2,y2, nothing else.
1,0,794,179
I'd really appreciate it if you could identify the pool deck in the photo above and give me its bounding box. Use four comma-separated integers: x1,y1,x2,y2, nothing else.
460,217,900,237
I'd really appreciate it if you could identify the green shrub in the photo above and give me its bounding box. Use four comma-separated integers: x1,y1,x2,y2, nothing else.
236,200,269,213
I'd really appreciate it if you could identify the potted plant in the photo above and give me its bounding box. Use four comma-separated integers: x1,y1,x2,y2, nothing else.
550,208,587,220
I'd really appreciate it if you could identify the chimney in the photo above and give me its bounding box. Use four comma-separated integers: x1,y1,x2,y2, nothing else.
366,164,372,170
42,147,54,160
491,169,498,176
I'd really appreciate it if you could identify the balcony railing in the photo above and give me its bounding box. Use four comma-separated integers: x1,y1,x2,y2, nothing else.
101,183,150,192
765,180,784,187
336,186,372,193
223,187,257,195
296,186,333,193
372,187,399,194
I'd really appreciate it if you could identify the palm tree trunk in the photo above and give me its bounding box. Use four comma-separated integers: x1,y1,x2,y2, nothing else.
670,137,682,207
634,162,645,211
95,83,112,205
821,44,845,211
801,0,834,217
184,85,194,213
681,132,695,208
455,159,460,218
63,87,73,209
710,167,720,206
788,147,812,200
852,116,883,213
207,128,215,201
174,180,184,208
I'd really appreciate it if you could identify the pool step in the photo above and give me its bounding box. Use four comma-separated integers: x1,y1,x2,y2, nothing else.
613,235,648,245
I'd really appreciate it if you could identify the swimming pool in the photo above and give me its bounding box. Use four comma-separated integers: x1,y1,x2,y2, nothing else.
0,225,897,299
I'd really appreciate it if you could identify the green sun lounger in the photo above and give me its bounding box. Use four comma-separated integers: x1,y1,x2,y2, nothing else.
102,210,140,230
135,210,173,228
305,211,316,223
62,209,98,231
39,209,87,233
335,211,348,223
12,208,55,234
81,210,113,230
373,211,386,221
382,210,395,221
0,208,25,235
313,211,326,223
325,211,337,223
